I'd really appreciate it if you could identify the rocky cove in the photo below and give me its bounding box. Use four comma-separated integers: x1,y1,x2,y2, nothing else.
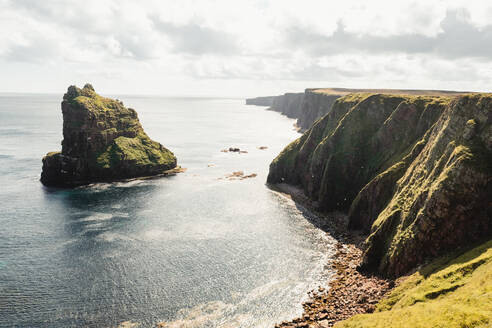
249,89,491,327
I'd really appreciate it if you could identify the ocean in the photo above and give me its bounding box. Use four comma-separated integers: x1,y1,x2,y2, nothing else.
0,94,335,327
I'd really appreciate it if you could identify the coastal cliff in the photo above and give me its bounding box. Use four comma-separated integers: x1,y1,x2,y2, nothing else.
268,92,491,276
41,84,177,187
246,90,340,131
269,92,305,120
245,96,276,106
246,89,451,131
269,91,491,327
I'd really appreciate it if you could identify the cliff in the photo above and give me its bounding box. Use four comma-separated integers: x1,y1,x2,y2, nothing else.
269,92,305,119
246,88,473,132
245,96,276,106
268,92,491,277
41,84,177,187
246,90,338,131
297,90,340,130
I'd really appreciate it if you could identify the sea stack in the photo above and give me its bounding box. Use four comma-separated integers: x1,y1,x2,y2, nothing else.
41,84,177,187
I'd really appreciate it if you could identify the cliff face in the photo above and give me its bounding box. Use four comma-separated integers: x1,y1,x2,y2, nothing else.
245,96,276,106
246,90,339,131
268,93,492,277
41,84,177,187
297,90,341,130
269,92,305,119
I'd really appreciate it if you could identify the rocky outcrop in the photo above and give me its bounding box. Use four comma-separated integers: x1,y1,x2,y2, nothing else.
41,84,177,187
268,92,492,277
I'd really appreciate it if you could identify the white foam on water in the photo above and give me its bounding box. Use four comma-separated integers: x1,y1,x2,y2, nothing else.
114,180,146,188
155,301,252,328
80,212,114,222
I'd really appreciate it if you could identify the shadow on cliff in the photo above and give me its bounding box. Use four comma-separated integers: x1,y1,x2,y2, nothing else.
268,183,366,248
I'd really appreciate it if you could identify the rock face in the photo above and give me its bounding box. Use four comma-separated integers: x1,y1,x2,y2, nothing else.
269,92,305,119
297,89,341,130
41,84,177,187
247,91,339,131
246,88,472,132
268,92,492,277
245,96,276,106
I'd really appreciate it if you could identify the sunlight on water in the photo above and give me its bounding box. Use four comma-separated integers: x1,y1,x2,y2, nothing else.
0,94,335,327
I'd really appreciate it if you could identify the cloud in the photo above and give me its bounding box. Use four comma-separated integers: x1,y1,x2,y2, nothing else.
151,18,240,56
284,9,492,60
1,0,492,95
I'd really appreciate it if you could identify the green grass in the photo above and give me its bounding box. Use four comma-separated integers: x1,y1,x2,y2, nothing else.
96,134,175,169
335,240,492,328
65,83,128,114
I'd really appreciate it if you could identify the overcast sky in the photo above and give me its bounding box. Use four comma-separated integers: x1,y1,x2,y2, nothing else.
1,0,492,96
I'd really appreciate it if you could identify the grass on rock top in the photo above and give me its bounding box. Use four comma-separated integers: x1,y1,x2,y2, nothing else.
65,83,129,114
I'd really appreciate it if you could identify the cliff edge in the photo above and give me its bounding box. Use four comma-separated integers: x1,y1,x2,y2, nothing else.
41,84,177,187
246,90,338,131
268,92,491,277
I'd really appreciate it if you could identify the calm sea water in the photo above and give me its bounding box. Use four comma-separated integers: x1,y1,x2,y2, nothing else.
0,94,335,327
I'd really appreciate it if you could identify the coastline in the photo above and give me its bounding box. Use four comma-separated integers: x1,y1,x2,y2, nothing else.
269,184,395,328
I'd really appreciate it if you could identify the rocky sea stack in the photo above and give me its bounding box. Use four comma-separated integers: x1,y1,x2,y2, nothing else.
41,84,177,187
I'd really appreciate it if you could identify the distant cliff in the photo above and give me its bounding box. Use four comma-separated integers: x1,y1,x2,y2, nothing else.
246,90,339,131
269,92,305,120
41,84,177,187
245,96,276,106
247,88,474,132
268,92,491,277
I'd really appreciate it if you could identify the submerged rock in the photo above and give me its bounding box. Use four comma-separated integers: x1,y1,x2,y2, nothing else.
225,171,257,180
221,147,248,153
41,84,177,187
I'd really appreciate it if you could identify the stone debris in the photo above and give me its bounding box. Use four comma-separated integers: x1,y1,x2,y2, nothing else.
225,171,257,180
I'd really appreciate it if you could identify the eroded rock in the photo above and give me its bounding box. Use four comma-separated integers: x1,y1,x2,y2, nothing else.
41,84,177,187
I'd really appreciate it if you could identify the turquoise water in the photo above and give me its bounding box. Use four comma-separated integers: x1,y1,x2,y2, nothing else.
0,94,335,327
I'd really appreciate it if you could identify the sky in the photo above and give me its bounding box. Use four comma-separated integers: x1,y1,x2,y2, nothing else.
1,0,492,97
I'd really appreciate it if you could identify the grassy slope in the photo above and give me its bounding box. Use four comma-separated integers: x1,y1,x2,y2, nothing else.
96,134,176,169
336,240,492,328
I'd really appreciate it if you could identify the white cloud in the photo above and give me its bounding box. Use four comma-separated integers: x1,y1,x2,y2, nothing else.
1,0,492,96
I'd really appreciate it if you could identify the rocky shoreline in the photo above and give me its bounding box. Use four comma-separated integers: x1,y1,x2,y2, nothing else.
265,90,491,328
270,184,394,328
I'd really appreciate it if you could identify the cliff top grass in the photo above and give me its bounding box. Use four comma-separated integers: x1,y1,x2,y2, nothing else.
311,87,479,97
64,83,129,114
335,239,492,328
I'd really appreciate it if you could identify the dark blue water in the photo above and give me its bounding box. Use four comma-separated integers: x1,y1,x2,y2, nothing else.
0,94,335,327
